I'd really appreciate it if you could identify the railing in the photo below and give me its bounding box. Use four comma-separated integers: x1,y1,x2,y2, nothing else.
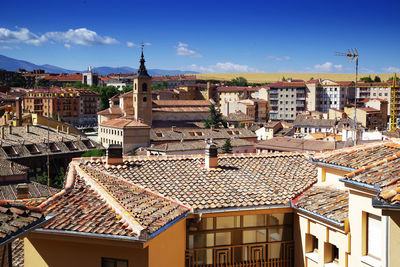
186,241,293,267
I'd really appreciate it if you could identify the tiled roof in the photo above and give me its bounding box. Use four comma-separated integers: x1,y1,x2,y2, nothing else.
0,125,102,160
225,111,254,122
294,115,336,128
150,128,256,142
0,200,46,246
268,81,306,88
99,154,317,210
312,141,400,169
152,100,211,107
152,107,209,113
294,185,348,223
217,86,250,92
378,181,400,207
0,159,28,177
100,118,150,129
256,137,335,152
97,106,123,116
0,181,59,200
148,139,254,153
12,239,23,267
44,74,82,81
39,162,189,239
358,107,380,113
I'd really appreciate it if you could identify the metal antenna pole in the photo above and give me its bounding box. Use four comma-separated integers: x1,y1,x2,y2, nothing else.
47,86,50,187
335,48,359,146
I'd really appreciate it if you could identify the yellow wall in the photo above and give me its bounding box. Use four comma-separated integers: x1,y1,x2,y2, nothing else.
146,218,187,267
31,113,81,135
25,234,148,267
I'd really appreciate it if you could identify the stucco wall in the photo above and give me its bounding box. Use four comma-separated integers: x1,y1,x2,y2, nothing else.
25,235,148,267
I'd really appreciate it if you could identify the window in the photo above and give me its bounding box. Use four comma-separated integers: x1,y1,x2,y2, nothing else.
324,242,339,265
143,97,147,102
305,234,318,262
142,83,148,91
101,257,128,267
366,213,381,259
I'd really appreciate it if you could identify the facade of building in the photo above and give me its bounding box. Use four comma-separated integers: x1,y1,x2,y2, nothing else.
344,99,388,130
357,82,391,114
306,79,355,113
23,87,100,125
269,81,306,121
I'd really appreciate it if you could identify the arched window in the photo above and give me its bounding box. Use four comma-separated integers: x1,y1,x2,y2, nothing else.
143,97,147,102
134,83,137,91
142,83,147,91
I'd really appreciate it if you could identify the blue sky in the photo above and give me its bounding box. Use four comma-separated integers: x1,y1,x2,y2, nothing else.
1,0,400,73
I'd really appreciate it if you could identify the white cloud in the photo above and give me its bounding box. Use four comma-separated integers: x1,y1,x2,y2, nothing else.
0,27,47,45
266,55,291,61
187,62,258,73
0,27,119,47
312,62,343,72
383,66,400,73
0,45,13,50
45,28,118,46
175,42,201,57
126,41,151,48
64,43,71,49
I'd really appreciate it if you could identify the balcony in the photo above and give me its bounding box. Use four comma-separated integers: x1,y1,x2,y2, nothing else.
186,241,293,267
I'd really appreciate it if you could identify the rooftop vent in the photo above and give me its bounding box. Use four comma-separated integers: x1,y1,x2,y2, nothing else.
65,141,78,151
106,144,123,165
48,143,60,152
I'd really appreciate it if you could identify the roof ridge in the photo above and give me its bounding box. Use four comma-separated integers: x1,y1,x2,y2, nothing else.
74,165,144,236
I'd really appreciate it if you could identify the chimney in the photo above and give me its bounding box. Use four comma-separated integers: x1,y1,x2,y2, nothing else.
26,124,29,133
210,125,215,131
16,183,29,199
106,144,123,165
56,125,59,132
0,127,4,139
66,127,70,135
15,97,22,126
205,140,218,169
8,125,12,135
171,126,176,132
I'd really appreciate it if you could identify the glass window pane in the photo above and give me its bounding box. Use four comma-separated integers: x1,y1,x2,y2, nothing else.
116,261,128,267
201,217,213,230
216,216,239,229
197,249,213,265
269,228,283,242
216,232,231,246
269,213,293,225
243,214,266,227
243,230,266,243
194,233,214,248
188,234,194,249
269,243,282,259
102,259,114,267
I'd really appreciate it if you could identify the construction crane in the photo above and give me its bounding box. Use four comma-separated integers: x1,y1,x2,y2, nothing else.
390,73,400,131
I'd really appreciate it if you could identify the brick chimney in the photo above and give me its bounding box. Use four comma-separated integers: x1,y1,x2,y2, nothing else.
15,97,22,126
106,144,123,165
0,127,4,139
26,124,30,133
16,183,29,199
205,140,218,169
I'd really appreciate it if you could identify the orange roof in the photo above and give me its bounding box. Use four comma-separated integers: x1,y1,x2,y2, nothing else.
100,118,150,128
44,74,82,81
152,100,210,107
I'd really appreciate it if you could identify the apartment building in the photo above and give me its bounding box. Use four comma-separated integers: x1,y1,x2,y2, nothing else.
269,81,306,121
357,82,391,114
306,79,355,113
23,87,100,125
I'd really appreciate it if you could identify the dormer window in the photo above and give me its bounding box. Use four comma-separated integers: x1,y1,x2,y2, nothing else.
2,146,18,157
25,144,41,154
48,143,60,152
65,141,78,151
82,139,94,149
156,132,163,137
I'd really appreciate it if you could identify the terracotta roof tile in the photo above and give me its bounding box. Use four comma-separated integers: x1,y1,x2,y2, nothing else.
294,185,348,223
100,119,150,128
97,154,317,210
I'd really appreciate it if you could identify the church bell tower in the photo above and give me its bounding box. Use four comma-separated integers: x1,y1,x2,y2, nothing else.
133,46,152,126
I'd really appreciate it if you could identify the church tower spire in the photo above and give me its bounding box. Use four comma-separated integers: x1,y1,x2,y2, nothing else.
133,45,152,126
137,45,150,78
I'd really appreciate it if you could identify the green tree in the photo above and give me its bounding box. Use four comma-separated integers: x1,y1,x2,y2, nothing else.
282,76,287,81
374,76,381,82
152,81,168,90
238,123,245,128
221,139,233,154
35,167,65,189
122,85,133,93
231,77,248,86
203,103,227,129
81,149,105,157
128,148,138,156
360,76,373,83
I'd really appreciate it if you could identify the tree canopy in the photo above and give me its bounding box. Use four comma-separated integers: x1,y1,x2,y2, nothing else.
360,76,373,83
221,139,233,154
231,77,248,86
203,103,227,129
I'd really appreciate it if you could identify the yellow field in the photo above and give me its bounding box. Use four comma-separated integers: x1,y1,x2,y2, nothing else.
195,73,394,83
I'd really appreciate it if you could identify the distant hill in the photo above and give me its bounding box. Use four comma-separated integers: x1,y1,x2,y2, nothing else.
0,54,198,76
